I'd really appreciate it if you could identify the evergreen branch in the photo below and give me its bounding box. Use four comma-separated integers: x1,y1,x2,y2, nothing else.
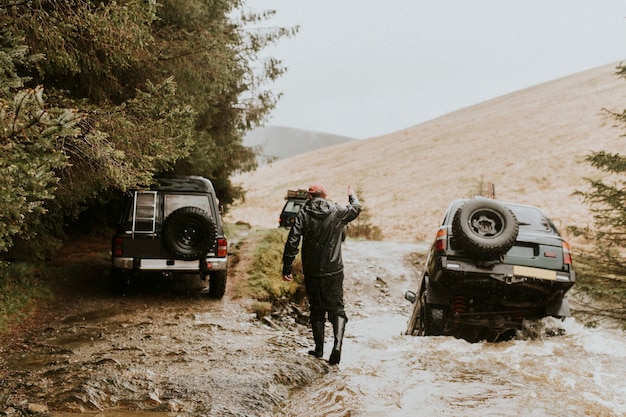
0,1,29,9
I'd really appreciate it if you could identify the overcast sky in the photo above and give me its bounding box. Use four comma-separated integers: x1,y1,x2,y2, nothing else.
248,1,626,139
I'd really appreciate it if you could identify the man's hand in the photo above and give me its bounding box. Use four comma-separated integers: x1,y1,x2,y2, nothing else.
282,274,293,282
348,185,354,196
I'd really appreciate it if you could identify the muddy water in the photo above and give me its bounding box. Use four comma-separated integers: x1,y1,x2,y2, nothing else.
278,241,626,417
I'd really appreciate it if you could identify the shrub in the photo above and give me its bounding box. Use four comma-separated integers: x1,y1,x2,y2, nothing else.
0,262,52,332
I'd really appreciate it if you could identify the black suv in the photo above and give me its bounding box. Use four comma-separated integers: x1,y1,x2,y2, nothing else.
279,189,308,228
111,176,228,298
405,198,575,342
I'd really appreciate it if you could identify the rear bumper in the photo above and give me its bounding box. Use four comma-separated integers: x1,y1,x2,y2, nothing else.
435,256,575,287
112,256,227,272
428,256,575,314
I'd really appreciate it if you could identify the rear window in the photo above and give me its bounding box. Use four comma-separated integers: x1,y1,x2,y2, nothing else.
283,200,305,214
120,192,215,233
506,205,554,233
164,194,212,218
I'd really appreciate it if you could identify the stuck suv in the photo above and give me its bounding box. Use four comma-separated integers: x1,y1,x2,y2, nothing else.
405,198,575,342
111,176,228,298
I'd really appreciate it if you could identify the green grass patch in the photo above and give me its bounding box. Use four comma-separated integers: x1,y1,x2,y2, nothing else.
247,228,305,302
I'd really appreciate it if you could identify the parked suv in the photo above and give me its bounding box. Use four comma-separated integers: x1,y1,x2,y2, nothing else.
111,176,228,298
279,189,308,228
405,198,575,342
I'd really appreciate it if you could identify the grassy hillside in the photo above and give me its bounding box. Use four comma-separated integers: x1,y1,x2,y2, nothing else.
227,63,626,244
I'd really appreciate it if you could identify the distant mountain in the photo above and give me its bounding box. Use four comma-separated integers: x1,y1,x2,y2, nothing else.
243,126,355,164
229,62,626,243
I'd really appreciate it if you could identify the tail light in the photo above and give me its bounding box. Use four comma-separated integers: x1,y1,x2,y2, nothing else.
217,238,228,258
562,241,572,265
112,236,124,257
435,228,447,252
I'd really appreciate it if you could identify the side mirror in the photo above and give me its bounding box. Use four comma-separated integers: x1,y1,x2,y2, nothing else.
404,291,417,304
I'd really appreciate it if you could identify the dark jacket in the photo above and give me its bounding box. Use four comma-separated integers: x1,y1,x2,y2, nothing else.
282,194,361,278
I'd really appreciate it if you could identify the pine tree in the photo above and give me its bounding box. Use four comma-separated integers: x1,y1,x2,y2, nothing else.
577,63,626,272
0,30,79,252
573,63,626,320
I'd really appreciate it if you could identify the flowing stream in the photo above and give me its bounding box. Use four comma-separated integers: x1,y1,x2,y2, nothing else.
278,241,626,417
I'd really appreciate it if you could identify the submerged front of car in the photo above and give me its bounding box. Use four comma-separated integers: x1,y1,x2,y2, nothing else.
406,198,575,342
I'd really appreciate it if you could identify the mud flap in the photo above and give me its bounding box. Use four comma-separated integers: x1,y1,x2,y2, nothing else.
199,258,209,280
545,295,570,317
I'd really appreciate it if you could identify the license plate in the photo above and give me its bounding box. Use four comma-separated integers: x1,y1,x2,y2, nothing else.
513,265,557,281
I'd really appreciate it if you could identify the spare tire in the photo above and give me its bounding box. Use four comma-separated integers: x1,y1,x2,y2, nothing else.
452,199,518,259
162,207,216,260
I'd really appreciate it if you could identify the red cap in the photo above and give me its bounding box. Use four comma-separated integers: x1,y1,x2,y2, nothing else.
308,183,327,198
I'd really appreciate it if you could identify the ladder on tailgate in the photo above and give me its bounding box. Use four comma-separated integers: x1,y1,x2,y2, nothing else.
132,191,158,238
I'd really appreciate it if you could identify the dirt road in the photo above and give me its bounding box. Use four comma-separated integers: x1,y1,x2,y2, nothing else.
0,235,334,416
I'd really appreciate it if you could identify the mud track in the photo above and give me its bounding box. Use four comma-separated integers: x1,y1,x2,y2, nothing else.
0,235,341,416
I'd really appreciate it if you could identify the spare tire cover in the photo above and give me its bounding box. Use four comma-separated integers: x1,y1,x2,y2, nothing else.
451,199,519,259
162,207,217,260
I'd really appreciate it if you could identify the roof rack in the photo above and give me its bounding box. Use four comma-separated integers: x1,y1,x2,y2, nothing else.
286,189,309,199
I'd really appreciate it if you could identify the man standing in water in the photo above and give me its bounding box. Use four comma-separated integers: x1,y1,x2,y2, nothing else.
282,183,361,365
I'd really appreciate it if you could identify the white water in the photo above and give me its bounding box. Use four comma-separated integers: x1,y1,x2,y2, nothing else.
278,241,626,417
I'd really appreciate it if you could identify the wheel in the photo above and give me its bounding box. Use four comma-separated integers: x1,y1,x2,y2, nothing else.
206,270,227,299
406,288,444,336
421,291,446,336
452,199,519,259
162,207,217,260
111,268,130,294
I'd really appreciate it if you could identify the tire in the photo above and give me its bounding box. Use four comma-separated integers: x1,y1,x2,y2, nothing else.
421,291,445,336
206,270,227,299
111,268,130,294
452,199,519,259
406,288,445,336
162,207,217,260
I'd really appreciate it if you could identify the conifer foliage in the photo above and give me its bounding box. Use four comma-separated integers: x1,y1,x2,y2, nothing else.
0,1,294,256
0,29,79,252
577,63,626,275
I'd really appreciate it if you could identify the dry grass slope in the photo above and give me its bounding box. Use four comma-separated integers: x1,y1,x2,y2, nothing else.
227,63,626,244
